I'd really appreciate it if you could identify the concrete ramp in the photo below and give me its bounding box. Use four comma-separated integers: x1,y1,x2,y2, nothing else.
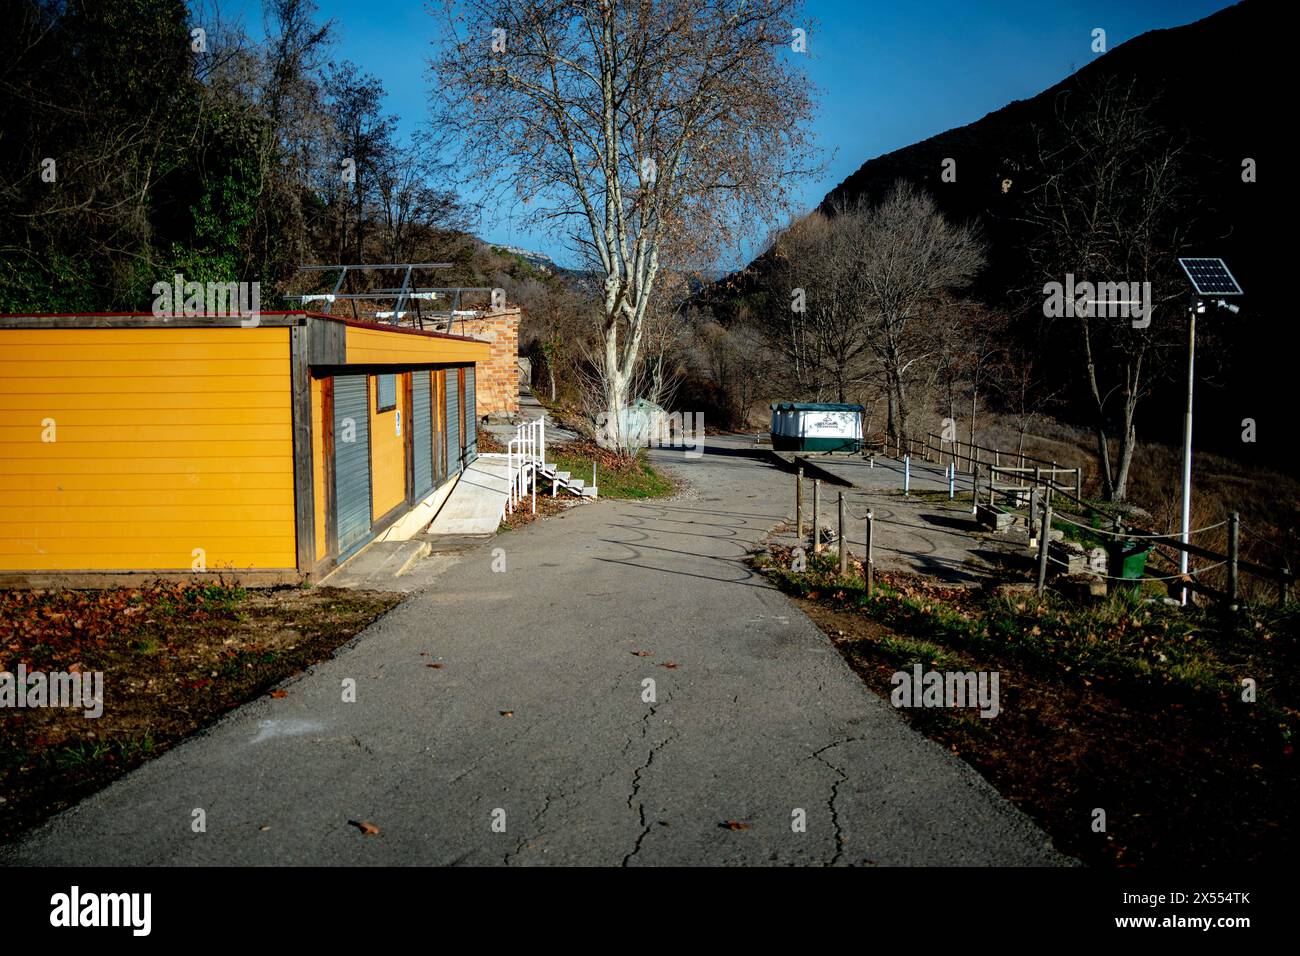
427,454,512,535
320,540,430,590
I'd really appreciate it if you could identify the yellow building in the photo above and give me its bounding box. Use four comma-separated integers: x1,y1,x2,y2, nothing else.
0,312,488,585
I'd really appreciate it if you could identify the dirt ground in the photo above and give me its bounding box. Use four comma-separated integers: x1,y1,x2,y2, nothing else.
0,582,401,843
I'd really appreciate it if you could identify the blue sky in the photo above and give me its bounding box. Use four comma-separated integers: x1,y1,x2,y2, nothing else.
216,0,1236,269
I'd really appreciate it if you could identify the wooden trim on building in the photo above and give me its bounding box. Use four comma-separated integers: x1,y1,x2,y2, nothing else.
321,376,338,561
290,325,316,573
458,366,468,466
0,313,309,329
305,313,347,364
402,372,415,506
0,570,305,591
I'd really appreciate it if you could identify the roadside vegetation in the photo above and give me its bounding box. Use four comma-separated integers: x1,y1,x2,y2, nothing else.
549,441,677,501
484,428,676,533
752,544,1299,865
0,582,401,843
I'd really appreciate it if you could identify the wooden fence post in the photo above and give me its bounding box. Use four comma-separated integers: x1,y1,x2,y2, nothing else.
1036,500,1053,595
1228,511,1240,611
796,467,803,540
865,511,875,596
812,479,822,553
838,494,847,575
1074,468,1082,502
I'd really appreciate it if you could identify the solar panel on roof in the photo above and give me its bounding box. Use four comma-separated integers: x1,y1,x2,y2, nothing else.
1178,258,1243,296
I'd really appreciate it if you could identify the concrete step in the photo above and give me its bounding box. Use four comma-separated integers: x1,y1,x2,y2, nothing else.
567,478,585,491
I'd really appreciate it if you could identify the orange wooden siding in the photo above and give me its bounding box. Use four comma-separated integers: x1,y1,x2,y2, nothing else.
0,328,296,571
311,376,327,561
369,374,407,520
344,325,488,366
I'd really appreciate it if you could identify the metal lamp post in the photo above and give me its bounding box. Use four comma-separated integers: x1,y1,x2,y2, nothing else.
1177,297,1202,599
1175,258,1244,605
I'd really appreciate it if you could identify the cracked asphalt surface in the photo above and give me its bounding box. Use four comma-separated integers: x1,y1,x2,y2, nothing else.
2,437,1069,866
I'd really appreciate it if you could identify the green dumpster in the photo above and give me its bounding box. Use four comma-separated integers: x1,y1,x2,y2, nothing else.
1107,539,1151,590
769,402,864,453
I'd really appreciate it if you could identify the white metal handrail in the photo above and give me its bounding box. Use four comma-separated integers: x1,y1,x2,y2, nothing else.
505,417,546,515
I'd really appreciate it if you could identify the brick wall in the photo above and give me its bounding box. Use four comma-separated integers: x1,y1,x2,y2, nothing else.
459,307,520,417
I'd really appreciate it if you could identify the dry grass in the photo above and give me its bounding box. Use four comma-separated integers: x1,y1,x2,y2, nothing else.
964,413,1298,603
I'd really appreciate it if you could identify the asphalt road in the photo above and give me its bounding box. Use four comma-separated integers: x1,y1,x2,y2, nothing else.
2,437,1068,866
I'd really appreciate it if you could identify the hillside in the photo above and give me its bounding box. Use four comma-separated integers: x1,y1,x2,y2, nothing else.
709,0,1284,462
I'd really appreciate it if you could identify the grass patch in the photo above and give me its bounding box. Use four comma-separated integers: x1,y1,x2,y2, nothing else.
909,488,974,506
0,582,402,843
549,440,676,500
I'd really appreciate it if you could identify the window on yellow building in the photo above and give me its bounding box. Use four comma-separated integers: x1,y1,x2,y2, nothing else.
376,373,397,412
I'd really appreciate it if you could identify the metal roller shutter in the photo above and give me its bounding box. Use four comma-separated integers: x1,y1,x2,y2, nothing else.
433,370,446,483
412,371,433,497
333,375,372,558
445,368,460,473
465,366,477,463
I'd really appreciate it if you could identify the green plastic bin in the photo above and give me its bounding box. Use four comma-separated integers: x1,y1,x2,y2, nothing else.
1108,540,1151,589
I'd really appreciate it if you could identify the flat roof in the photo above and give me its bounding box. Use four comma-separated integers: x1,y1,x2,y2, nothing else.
770,402,865,412
0,311,487,344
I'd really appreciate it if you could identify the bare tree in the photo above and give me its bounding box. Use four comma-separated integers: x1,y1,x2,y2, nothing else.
722,321,776,427
991,338,1060,458
766,203,875,402
931,297,969,430
431,0,817,451
513,275,595,403
323,63,395,264
961,302,1004,467
259,0,336,270
857,181,986,447
1019,79,1190,501
635,274,692,410
373,139,464,265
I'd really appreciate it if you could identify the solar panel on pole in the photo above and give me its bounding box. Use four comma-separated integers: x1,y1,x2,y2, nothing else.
1178,258,1243,297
